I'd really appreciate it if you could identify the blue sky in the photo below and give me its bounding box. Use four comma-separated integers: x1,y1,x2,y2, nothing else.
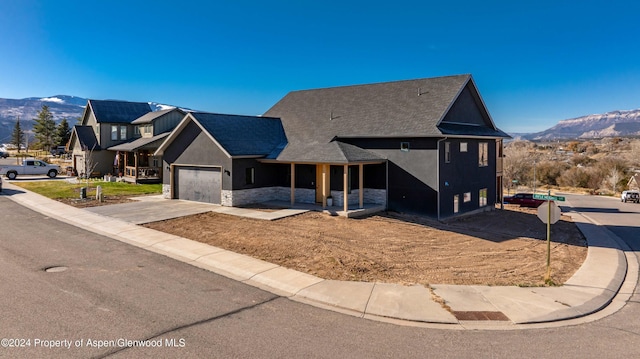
1,1,639,133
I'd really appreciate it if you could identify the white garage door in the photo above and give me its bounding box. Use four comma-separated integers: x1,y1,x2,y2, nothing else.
174,166,221,204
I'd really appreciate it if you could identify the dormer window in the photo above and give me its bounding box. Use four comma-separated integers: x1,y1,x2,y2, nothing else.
139,124,153,137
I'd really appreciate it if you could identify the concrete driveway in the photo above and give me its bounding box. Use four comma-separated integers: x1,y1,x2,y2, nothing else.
84,195,218,224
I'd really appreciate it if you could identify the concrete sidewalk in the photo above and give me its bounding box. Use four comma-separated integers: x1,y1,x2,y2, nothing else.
2,182,635,329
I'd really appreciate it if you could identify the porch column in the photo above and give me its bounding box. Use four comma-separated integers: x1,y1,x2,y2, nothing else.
359,163,364,209
123,152,128,177
343,164,348,213
290,163,295,207
134,152,138,181
322,164,327,208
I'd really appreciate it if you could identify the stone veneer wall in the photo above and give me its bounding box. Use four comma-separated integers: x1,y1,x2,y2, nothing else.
169,184,386,208
221,187,316,207
329,188,386,208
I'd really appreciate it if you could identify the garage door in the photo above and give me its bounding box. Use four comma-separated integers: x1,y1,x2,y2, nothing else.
174,166,221,204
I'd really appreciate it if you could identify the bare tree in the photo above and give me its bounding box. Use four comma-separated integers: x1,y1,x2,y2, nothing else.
81,144,99,190
608,166,622,194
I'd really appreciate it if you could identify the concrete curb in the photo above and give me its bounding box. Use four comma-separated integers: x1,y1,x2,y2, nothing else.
1,183,631,329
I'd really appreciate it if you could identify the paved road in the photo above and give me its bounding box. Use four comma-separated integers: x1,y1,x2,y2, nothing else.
1,194,639,358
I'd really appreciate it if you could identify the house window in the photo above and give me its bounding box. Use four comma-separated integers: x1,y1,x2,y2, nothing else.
479,142,489,167
445,142,451,163
479,188,487,207
464,192,471,203
460,142,468,152
453,195,459,213
111,125,118,140
245,167,255,185
134,126,140,136
400,142,410,152
120,126,127,140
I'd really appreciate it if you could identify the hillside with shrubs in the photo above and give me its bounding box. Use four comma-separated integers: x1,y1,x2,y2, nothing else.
503,137,640,195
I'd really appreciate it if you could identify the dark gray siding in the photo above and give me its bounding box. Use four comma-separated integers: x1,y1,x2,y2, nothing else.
162,121,232,190
341,137,439,214
442,85,489,127
154,111,185,135
439,138,496,217
231,159,289,190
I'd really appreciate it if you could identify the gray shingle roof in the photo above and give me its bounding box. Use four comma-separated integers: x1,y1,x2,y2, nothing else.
73,125,101,150
89,100,152,124
275,141,385,164
263,74,508,162
190,112,288,157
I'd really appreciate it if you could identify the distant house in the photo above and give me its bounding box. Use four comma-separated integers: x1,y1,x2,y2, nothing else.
69,100,152,177
158,74,509,218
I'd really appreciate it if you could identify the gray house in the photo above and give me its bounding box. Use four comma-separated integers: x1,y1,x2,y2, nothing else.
69,100,152,177
109,108,185,183
157,74,509,218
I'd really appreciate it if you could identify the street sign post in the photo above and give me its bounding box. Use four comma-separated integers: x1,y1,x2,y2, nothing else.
535,191,565,283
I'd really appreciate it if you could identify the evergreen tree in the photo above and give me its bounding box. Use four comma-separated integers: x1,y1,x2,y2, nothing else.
55,118,72,146
33,105,56,150
11,116,25,153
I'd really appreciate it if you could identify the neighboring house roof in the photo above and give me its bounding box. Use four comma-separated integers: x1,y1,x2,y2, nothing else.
87,99,152,124
71,125,101,150
131,108,186,125
263,74,509,163
156,112,288,158
108,132,170,152
628,174,640,190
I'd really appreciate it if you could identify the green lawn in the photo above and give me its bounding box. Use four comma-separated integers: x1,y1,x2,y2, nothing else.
12,181,162,199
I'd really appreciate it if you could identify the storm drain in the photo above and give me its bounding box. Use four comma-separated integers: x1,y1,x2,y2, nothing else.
452,311,510,321
44,266,68,273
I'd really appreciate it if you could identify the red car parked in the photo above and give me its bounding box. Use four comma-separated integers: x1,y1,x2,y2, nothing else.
503,193,546,208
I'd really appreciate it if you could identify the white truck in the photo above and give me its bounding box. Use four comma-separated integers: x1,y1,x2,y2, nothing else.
0,159,60,179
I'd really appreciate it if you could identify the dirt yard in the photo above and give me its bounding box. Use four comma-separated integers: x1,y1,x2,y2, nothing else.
144,204,587,287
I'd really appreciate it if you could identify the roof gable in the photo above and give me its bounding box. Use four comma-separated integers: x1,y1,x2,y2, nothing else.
156,112,288,158
70,125,100,151
88,100,152,124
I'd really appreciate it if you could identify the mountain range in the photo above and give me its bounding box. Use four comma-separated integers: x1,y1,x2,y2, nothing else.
0,96,180,145
2,95,640,144
522,108,640,140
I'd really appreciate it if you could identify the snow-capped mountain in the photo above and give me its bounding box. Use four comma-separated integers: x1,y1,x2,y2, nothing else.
0,95,189,144
524,109,640,140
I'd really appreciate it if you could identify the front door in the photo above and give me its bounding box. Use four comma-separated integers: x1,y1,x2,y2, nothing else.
315,164,330,203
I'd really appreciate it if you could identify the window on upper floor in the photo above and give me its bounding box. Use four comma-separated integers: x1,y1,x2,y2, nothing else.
111,125,118,141
460,142,468,152
120,126,127,140
445,142,451,163
479,142,488,167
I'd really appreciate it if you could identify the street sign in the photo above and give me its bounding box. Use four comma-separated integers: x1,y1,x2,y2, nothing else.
537,201,562,224
533,194,565,202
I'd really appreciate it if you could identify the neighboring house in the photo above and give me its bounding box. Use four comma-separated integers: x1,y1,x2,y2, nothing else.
158,74,509,218
109,108,186,183
69,100,152,177
628,173,640,191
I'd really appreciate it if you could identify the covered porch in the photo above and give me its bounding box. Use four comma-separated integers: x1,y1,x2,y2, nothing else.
109,133,169,183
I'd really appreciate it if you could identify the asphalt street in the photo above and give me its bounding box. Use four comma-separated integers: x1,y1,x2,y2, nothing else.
0,194,639,358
